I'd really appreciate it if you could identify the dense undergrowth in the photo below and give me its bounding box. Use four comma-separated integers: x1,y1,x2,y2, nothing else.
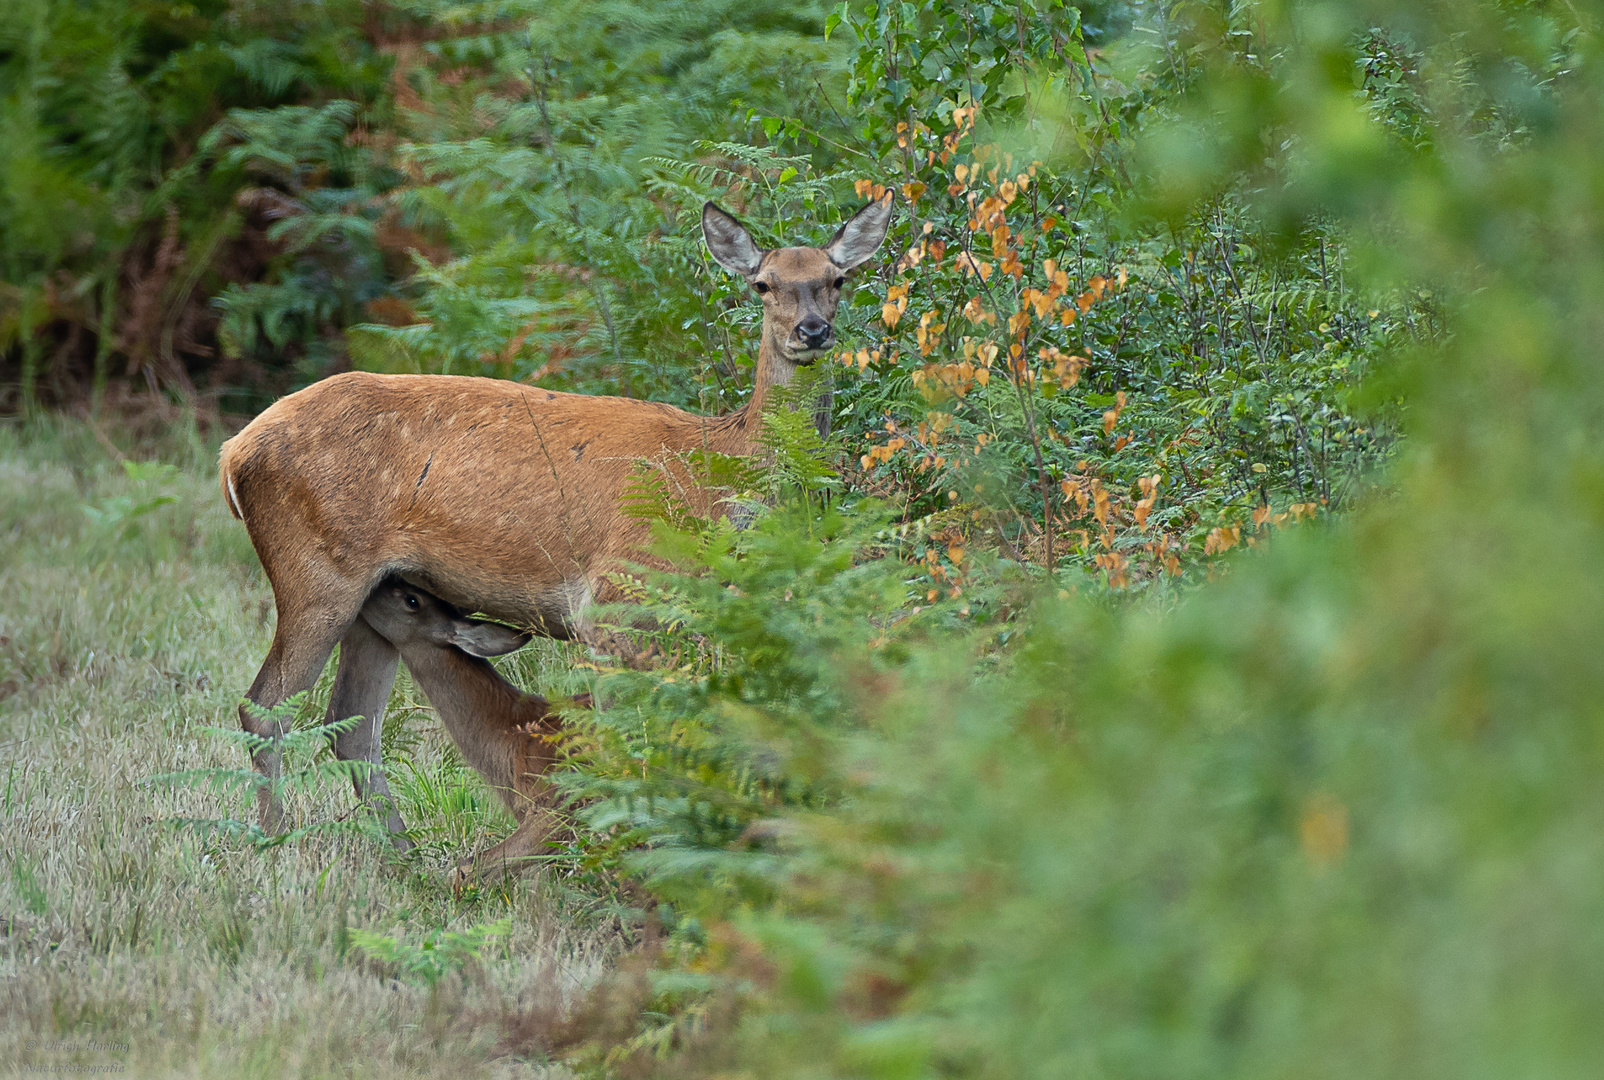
5,0,1603,1077
2,0,1400,583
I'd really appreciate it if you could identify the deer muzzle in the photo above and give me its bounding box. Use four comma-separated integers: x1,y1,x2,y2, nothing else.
793,315,833,358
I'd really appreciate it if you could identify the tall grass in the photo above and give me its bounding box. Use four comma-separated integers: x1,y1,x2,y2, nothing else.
0,419,618,1078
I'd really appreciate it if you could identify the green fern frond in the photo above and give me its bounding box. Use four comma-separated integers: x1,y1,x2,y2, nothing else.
348,918,512,986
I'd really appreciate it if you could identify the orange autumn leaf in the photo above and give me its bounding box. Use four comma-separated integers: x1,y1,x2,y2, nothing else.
1300,794,1350,869
962,295,995,324
1102,390,1127,434
1204,524,1241,555
954,253,993,282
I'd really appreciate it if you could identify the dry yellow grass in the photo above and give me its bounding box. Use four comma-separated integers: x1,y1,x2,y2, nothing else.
0,418,621,1078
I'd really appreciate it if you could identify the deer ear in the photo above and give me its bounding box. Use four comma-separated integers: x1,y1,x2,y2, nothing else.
702,202,765,278
449,618,532,658
824,192,894,272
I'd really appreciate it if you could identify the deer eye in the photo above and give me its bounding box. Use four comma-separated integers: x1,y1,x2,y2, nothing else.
753,281,771,295
404,594,420,611
833,277,846,289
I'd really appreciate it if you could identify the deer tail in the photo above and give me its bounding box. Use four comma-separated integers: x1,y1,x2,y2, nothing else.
218,439,246,523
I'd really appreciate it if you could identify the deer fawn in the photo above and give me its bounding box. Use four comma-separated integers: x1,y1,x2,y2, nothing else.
356,576,576,884
220,195,893,837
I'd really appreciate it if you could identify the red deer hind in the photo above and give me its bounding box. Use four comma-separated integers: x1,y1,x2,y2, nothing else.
220,194,893,840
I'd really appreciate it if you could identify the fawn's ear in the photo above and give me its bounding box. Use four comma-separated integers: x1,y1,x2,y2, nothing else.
449,618,531,658
823,192,894,271
702,202,766,277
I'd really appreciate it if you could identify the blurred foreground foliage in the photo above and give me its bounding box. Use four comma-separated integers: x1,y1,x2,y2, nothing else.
537,1,1604,1076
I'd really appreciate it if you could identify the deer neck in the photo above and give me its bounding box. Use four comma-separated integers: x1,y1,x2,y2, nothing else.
407,647,558,814
726,321,800,450
405,648,529,759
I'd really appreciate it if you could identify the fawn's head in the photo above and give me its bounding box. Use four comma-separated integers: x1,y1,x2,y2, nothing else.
701,193,893,367
362,578,531,659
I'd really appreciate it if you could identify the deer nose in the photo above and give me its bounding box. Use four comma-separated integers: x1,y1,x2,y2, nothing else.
795,316,832,350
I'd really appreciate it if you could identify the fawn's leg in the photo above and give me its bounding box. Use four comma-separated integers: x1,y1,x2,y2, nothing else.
449,805,561,888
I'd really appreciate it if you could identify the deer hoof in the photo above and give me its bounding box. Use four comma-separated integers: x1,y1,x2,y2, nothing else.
447,863,476,892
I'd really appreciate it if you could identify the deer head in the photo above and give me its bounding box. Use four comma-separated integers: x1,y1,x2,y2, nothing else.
701,193,894,372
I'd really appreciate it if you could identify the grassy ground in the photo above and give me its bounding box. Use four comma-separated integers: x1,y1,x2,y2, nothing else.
0,416,621,1079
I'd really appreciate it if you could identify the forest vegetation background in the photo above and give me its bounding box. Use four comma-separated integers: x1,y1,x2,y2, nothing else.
3,0,1603,1077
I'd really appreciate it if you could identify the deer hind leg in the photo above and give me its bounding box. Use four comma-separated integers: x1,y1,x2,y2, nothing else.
241,582,370,833
325,616,410,850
